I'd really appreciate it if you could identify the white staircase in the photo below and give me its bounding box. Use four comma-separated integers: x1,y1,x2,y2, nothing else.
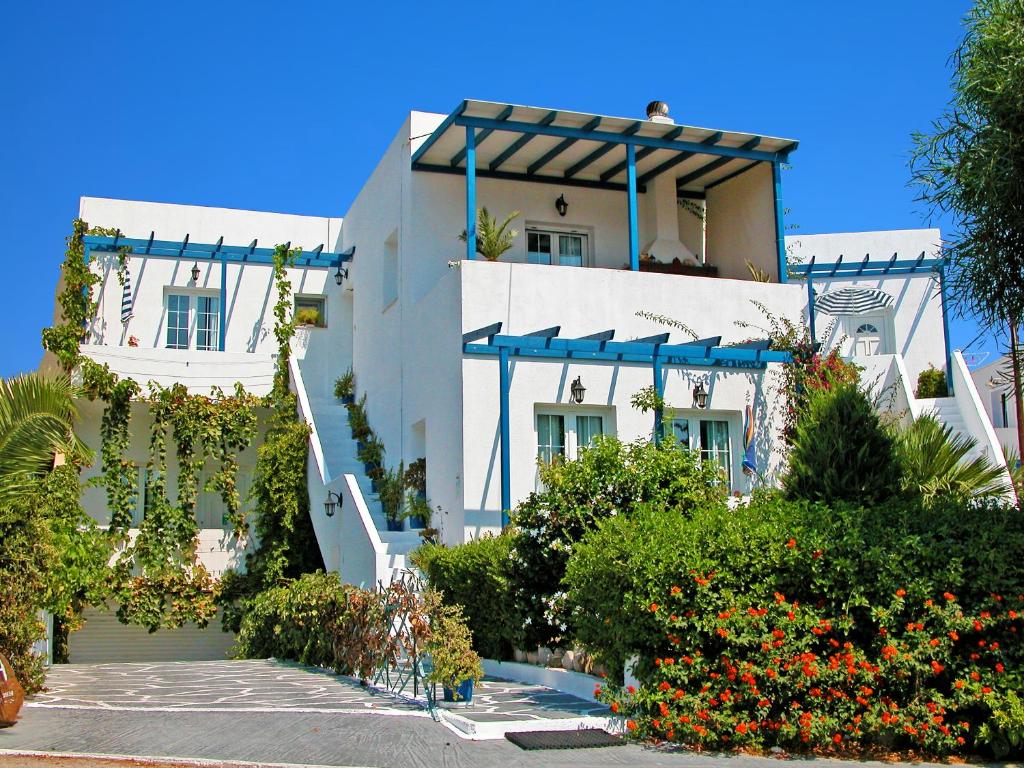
917,397,991,463
289,357,421,587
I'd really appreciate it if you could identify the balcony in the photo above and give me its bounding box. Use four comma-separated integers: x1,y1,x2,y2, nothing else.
79,344,276,396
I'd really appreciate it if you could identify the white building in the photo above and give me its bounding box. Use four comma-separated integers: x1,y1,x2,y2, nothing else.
42,99,1010,660
971,354,1022,463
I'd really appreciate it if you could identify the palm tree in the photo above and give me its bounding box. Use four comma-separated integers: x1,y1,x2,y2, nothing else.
0,374,85,507
458,208,520,261
895,414,1010,503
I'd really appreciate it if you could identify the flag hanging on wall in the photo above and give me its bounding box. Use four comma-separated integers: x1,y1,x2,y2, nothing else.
742,404,757,476
120,264,134,325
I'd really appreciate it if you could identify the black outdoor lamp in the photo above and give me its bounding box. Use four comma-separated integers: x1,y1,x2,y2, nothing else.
692,379,709,409
334,265,349,286
190,261,201,282
555,194,569,217
324,489,342,517
570,376,586,404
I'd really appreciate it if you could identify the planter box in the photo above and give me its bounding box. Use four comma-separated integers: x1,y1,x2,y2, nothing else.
386,518,403,532
340,394,355,405
407,515,426,529
442,679,474,704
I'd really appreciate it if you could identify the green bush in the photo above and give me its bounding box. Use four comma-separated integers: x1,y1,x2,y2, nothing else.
565,493,1024,756
783,383,902,505
413,535,518,659
916,365,949,398
233,571,349,668
509,436,726,649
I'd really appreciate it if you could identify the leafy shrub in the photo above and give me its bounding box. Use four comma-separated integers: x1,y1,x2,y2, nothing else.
565,493,1024,756
334,369,354,400
413,535,518,659
784,383,902,505
895,414,1010,501
916,365,949,398
509,436,726,649
233,571,349,667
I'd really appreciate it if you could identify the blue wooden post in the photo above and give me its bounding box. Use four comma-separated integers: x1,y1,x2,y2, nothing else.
465,126,477,261
627,143,640,271
499,347,511,526
938,266,954,395
772,161,788,284
806,276,816,343
652,352,664,444
219,252,228,351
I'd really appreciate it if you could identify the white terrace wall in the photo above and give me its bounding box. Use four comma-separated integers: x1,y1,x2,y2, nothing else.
787,230,945,385
457,260,805,539
706,163,778,281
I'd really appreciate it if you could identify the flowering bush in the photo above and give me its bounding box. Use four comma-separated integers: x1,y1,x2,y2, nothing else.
508,436,726,649
566,493,1024,757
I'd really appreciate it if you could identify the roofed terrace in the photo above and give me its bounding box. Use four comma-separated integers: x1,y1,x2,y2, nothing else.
411,100,799,282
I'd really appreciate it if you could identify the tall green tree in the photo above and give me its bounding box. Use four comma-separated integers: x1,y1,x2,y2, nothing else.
910,0,1024,459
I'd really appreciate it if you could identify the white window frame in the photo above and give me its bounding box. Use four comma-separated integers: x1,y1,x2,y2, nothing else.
164,289,221,351
843,312,893,356
668,411,739,489
294,294,328,328
526,226,591,267
534,407,612,491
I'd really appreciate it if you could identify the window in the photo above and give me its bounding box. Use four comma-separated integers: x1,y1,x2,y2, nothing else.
537,414,566,465
196,296,220,351
1001,393,1010,429
527,229,588,267
670,415,734,488
166,294,190,349
576,415,604,450
294,295,327,327
847,315,890,356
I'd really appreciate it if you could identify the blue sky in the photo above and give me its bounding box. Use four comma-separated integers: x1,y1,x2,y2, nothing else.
1,0,987,378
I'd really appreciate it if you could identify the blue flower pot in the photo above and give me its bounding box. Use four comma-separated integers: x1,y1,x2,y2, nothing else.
442,679,474,704
341,394,355,405
370,479,380,494
386,518,403,532
408,515,426,529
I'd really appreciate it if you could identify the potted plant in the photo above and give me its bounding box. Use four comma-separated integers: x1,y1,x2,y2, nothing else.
378,462,406,532
295,307,322,326
426,604,483,704
334,369,355,404
347,396,372,441
403,458,428,528
404,492,431,530
458,207,520,262
358,437,385,473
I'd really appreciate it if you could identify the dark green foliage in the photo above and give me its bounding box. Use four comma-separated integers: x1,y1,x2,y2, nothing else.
233,572,348,667
916,365,949,398
783,383,902,505
412,535,518,659
509,436,727,649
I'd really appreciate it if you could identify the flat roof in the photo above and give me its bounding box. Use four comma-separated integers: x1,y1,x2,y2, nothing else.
411,99,799,195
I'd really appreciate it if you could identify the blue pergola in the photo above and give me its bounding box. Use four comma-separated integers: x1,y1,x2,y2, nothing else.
84,233,353,352
462,322,791,525
790,253,953,392
411,100,798,282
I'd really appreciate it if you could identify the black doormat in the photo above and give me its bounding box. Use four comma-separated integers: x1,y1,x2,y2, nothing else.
505,728,624,750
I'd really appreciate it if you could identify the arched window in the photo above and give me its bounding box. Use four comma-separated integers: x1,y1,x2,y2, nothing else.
856,323,879,334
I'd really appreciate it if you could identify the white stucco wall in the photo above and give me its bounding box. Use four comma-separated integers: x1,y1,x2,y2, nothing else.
786,230,946,384
706,163,778,281
457,260,804,538
972,355,1021,460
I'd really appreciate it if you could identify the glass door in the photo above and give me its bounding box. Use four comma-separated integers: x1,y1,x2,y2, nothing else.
527,229,588,267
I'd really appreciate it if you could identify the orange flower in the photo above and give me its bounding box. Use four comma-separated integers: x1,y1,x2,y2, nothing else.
833,734,842,744
611,702,619,713
670,585,681,595
736,722,748,734
896,588,906,597
626,720,637,731
949,631,959,641
786,538,796,548
658,681,671,691
717,627,729,638
943,592,956,601
930,660,945,675
650,603,659,612
996,663,1005,673
627,685,636,694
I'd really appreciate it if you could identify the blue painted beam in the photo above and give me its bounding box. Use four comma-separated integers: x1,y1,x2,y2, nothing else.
82,235,350,269
527,116,601,176
464,341,791,367
409,100,468,165
450,105,513,167
455,116,792,165
601,126,684,182
489,111,558,171
465,124,476,260
690,336,724,347
727,339,772,350
565,122,641,178
856,253,871,275
829,255,845,276
790,257,945,275
499,347,511,525
677,137,762,188
938,266,954,395
632,333,671,344
214,236,227,352
807,275,817,343
526,326,561,338
463,322,503,344
637,132,723,187
883,252,898,273
577,329,615,342
653,351,664,445
772,160,787,284
412,161,641,194
627,143,639,270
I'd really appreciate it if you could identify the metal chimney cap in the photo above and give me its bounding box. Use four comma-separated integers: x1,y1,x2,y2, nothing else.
645,100,673,124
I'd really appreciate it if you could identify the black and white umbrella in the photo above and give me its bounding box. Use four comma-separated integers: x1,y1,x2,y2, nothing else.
120,263,134,325
814,287,893,316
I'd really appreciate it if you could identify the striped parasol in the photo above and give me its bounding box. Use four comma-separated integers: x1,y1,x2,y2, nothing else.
742,404,757,477
815,287,893,316
120,263,134,325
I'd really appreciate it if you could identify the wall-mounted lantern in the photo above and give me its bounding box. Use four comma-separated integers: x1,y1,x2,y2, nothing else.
570,376,586,404
334,265,349,286
190,261,201,282
692,379,709,409
555,194,569,217
324,489,342,517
